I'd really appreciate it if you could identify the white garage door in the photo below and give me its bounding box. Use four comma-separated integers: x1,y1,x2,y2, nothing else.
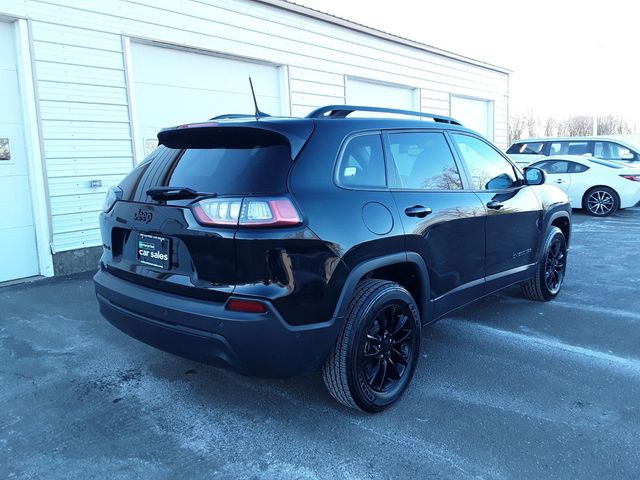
130,43,283,159
450,95,494,140
347,78,417,112
0,22,39,282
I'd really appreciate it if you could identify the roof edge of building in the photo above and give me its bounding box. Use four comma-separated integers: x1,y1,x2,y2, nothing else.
253,0,511,74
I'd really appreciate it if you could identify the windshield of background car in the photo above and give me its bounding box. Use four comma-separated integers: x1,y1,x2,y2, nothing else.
593,141,638,162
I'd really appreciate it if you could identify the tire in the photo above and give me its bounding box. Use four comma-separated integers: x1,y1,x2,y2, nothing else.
582,186,619,217
322,279,421,413
522,226,567,301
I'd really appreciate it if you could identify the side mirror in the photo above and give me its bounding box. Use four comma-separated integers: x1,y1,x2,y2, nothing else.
621,152,634,160
523,166,546,186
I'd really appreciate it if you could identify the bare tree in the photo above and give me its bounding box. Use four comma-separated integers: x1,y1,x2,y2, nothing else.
543,117,556,137
524,110,538,138
512,113,637,140
564,116,592,136
597,115,632,135
508,113,526,145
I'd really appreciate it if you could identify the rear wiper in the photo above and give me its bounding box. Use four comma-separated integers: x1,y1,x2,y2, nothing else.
146,186,217,201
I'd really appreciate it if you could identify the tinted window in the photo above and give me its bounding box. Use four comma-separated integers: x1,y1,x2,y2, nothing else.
594,141,638,161
451,134,517,190
168,142,291,195
387,132,462,190
507,142,545,155
337,134,386,188
533,160,589,174
549,141,590,156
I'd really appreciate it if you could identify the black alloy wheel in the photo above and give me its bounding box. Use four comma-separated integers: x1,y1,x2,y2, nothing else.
522,226,568,302
361,303,414,393
544,236,566,295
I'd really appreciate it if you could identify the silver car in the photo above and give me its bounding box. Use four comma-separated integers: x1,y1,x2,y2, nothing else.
506,135,640,168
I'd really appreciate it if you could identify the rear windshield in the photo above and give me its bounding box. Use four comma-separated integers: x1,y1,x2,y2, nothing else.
165,129,292,195
506,142,545,155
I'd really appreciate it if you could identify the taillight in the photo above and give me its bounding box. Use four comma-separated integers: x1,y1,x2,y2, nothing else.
192,197,302,227
102,185,122,213
620,174,640,182
226,299,267,313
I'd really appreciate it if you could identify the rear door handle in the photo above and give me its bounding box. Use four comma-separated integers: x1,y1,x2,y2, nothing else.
555,179,564,184
404,205,432,218
486,200,504,210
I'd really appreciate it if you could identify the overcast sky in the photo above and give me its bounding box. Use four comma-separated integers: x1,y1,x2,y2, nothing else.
295,0,639,126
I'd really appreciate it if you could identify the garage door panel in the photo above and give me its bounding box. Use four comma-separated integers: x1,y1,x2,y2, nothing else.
0,21,39,281
0,226,39,282
450,95,493,140
135,82,280,129
131,43,282,160
347,78,417,111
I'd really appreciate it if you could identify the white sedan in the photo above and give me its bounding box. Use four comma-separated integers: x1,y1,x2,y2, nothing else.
528,155,640,216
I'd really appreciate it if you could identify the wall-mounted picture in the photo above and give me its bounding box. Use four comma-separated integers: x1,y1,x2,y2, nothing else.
0,138,10,160
144,138,158,156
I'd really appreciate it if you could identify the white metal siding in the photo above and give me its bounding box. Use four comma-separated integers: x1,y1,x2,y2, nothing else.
3,0,508,254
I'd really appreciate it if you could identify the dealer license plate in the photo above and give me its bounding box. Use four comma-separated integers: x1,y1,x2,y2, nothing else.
137,233,171,269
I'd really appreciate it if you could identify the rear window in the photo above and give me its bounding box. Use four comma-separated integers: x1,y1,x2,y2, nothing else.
532,160,589,173
506,142,545,155
336,134,386,189
165,129,292,195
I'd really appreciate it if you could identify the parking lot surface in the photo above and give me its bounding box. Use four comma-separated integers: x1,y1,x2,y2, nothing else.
2,208,639,480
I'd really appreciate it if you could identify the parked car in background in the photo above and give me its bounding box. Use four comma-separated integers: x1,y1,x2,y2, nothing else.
94,105,572,412
529,155,640,216
506,135,640,168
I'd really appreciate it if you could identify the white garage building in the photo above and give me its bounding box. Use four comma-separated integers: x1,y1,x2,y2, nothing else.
0,0,509,282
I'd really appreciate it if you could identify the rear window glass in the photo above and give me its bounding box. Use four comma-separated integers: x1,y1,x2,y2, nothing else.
507,142,545,154
336,134,386,188
532,160,589,174
167,141,291,195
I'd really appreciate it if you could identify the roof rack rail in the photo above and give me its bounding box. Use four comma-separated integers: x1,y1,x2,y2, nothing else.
306,105,462,125
209,113,271,120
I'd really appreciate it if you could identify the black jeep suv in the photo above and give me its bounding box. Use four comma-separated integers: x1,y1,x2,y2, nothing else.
94,105,571,412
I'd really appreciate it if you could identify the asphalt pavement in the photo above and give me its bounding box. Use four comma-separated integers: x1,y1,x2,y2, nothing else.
2,208,639,479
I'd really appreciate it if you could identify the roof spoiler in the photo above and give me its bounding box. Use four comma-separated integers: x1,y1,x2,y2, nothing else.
157,120,314,159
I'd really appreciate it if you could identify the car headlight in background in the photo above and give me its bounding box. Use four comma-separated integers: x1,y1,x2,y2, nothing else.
102,185,123,213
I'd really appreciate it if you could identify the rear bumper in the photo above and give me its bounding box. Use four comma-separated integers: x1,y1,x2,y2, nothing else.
620,188,640,209
94,269,342,377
